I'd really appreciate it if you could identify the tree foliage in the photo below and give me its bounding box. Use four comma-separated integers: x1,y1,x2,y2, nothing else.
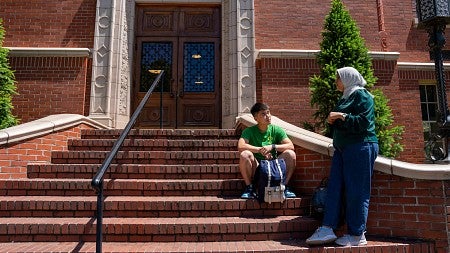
309,0,404,158
0,18,19,129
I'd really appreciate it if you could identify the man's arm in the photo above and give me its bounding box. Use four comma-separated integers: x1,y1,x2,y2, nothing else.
238,137,260,153
238,137,275,160
272,137,294,152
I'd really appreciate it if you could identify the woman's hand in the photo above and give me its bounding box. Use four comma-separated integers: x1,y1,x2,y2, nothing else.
327,112,346,124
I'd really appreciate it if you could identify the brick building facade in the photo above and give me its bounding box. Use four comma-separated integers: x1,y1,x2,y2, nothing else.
1,0,449,163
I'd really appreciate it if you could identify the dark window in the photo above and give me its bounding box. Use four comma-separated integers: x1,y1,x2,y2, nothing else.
420,84,445,161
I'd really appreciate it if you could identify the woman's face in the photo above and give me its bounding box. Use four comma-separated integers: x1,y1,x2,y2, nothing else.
336,76,344,92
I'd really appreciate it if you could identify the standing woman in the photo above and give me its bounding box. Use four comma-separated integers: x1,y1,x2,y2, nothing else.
306,67,379,246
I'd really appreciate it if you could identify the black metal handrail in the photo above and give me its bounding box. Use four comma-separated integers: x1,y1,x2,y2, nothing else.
91,70,164,253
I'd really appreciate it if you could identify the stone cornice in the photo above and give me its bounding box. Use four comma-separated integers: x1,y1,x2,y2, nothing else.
4,47,91,57
256,49,400,60
397,61,450,70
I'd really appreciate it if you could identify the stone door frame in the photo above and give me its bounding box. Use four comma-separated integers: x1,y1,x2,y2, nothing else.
88,0,256,129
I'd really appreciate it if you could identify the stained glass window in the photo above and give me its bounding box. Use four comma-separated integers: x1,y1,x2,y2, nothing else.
183,42,215,93
140,42,172,92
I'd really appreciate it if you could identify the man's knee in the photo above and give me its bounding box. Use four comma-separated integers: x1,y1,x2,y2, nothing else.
240,150,254,161
280,149,296,163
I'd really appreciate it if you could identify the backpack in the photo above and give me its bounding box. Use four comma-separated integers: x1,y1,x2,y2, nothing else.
310,177,328,220
254,158,286,203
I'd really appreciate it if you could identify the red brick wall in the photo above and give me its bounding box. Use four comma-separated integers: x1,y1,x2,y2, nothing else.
0,123,95,179
293,146,449,253
369,174,449,252
9,56,91,123
0,0,96,47
0,0,96,123
256,58,320,129
253,0,443,63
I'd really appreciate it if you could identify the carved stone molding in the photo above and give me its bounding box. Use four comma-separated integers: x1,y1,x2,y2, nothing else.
89,0,134,128
89,0,255,128
237,0,256,115
89,0,114,126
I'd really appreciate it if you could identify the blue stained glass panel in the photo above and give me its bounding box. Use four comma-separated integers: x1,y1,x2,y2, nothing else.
183,43,215,93
140,42,172,92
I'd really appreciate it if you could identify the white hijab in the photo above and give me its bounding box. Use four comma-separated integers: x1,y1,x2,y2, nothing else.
336,67,367,99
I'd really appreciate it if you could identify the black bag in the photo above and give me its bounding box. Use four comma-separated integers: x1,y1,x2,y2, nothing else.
310,177,328,219
255,158,287,203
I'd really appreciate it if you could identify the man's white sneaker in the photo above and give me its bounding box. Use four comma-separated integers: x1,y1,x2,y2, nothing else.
335,233,367,246
306,226,337,245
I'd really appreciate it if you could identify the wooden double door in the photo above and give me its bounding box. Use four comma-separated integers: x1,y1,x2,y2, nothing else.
134,5,221,128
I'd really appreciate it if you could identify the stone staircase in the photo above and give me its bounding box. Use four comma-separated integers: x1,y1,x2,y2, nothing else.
0,129,434,252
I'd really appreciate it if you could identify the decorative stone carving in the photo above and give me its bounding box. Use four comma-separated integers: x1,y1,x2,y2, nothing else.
89,0,255,128
89,1,113,123
89,0,134,127
237,0,256,114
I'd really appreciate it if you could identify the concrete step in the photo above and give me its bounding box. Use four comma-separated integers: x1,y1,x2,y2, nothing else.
0,196,308,218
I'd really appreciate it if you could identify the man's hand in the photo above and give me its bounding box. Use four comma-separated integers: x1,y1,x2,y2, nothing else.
259,145,274,160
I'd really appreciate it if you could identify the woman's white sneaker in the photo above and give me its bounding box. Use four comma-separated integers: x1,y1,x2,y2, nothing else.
335,233,367,246
306,226,337,245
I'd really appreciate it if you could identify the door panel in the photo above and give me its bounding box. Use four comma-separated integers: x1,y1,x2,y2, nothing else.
135,38,177,128
134,5,221,129
177,39,220,128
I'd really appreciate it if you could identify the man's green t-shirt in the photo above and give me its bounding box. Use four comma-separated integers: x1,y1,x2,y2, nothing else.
241,124,288,160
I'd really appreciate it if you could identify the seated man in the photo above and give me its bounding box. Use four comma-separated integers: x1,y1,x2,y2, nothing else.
238,102,297,199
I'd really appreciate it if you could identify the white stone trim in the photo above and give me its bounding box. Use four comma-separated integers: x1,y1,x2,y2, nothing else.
5,47,91,57
370,51,400,60
257,49,319,59
398,61,450,70
257,49,400,60
0,114,108,146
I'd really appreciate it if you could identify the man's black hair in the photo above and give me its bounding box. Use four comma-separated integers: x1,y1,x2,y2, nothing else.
250,102,269,117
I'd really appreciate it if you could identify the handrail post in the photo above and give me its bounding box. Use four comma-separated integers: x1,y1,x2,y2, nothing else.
95,183,103,253
160,72,164,129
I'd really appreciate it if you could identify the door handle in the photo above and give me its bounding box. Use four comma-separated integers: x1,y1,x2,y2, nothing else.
169,78,175,97
178,78,184,97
